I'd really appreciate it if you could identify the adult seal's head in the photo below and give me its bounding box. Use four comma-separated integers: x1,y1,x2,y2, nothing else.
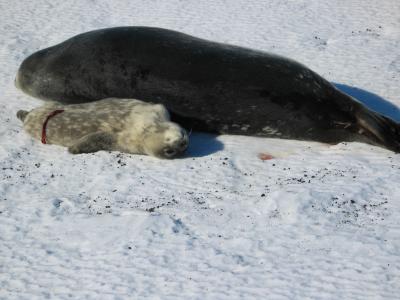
16,26,400,153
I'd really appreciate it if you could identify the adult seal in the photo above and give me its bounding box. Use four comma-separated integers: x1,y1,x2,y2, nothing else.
17,98,189,158
16,26,400,152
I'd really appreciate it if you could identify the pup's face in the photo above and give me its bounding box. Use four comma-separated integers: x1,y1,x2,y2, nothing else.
144,122,189,159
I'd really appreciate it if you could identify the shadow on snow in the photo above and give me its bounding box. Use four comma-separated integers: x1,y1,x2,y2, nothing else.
184,132,224,158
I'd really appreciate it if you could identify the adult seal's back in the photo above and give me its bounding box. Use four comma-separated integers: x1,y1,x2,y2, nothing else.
16,26,400,152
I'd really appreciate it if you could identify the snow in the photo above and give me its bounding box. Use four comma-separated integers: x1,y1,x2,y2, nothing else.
1,0,400,299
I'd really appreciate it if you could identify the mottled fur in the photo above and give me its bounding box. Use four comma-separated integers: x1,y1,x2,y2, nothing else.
17,98,189,158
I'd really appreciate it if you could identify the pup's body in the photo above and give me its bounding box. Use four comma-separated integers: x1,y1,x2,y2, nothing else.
17,98,189,158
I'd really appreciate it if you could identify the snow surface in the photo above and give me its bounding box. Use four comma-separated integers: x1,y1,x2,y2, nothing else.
1,0,400,299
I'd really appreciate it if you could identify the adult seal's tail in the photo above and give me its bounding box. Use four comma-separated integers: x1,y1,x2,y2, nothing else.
15,26,400,152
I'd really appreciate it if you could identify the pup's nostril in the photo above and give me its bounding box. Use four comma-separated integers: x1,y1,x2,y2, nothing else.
164,149,176,156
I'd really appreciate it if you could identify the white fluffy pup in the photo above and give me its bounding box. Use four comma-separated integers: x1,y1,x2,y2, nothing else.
17,98,189,159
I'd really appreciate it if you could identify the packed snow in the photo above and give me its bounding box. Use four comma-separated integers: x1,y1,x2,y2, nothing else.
1,0,400,299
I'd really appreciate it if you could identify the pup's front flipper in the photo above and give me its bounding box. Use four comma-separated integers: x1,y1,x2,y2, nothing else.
68,132,116,154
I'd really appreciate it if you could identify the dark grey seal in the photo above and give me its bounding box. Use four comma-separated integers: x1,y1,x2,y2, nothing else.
16,26,400,152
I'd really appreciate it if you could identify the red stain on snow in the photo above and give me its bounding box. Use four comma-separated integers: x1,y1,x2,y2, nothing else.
258,153,274,160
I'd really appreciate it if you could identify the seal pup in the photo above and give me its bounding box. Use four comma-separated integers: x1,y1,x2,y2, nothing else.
15,26,400,152
17,98,189,158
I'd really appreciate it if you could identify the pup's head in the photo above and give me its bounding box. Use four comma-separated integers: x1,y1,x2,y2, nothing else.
143,122,189,159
